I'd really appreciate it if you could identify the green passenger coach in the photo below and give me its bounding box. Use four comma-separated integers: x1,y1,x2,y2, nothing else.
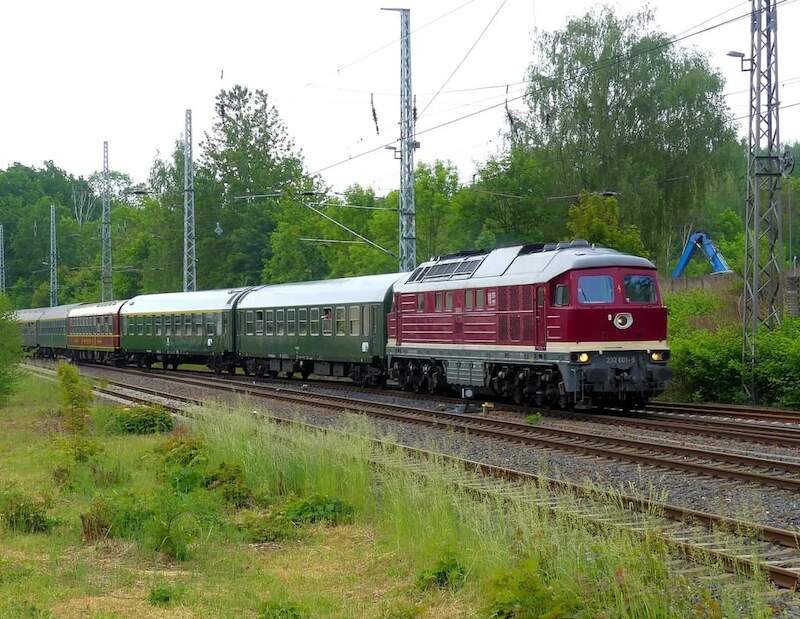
236,273,401,384
119,287,255,371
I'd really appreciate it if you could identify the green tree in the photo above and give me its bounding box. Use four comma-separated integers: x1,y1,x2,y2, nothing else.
0,296,22,402
566,192,646,256
522,7,739,261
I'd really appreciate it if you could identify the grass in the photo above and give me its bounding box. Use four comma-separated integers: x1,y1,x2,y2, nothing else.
0,370,780,617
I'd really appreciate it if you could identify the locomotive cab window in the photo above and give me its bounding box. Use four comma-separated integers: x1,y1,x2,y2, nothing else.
577,275,614,304
553,284,570,307
624,275,657,303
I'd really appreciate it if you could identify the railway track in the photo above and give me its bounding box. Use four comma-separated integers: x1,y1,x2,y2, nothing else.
46,363,800,493
25,363,800,593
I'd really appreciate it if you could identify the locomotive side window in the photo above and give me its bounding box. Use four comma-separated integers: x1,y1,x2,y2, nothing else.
298,308,308,335
553,284,570,306
624,275,657,303
335,307,346,336
475,289,485,309
435,292,443,312
577,276,614,304
465,290,473,310
417,294,424,312
445,292,453,312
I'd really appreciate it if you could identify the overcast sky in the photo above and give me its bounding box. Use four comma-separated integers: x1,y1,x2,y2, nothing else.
1,0,798,196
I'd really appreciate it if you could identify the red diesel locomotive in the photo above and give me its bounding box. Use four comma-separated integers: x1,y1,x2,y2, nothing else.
387,240,671,408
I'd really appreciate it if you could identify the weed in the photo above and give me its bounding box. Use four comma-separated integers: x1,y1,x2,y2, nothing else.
89,460,129,487
148,583,181,607
64,435,102,463
0,483,54,533
525,413,543,425
416,556,466,591
204,462,253,508
259,600,306,619
143,493,208,560
110,405,173,435
79,493,153,542
284,495,353,525
158,427,205,466
52,464,71,488
237,510,301,543
167,466,206,494
56,362,92,434
80,498,113,542
483,559,581,618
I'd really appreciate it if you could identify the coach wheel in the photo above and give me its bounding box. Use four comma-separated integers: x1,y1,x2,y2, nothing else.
172,361,180,370
512,386,524,405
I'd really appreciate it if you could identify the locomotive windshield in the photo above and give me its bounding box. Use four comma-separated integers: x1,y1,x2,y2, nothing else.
624,275,657,303
577,275,614,303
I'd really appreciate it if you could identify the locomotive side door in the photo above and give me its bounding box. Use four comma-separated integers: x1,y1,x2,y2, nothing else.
534,286,546,349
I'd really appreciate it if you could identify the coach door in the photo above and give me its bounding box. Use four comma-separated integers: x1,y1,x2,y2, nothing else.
534,286,546,348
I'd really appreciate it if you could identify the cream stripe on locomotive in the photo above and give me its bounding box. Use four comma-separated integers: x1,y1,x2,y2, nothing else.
387,339,668,354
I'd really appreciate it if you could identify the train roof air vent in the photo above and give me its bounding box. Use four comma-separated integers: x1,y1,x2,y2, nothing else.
570,239,590,247
543,243,557,251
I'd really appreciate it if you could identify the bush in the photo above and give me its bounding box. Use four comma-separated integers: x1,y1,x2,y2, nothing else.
157,428,205,466
483,559,582,618
109,406,173,435
238,510,301,543
148,583,182,607
416,556,466,590
259,600,306,619
79,493,153,542
0,484,53,533
56,362,93,434
284,495,353,525
204,462,253,509
525,413,543,425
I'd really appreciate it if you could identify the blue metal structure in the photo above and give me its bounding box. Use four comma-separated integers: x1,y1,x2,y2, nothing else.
672,232,733,278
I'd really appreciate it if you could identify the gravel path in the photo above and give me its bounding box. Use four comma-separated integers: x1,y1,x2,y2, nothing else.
63,364,800,532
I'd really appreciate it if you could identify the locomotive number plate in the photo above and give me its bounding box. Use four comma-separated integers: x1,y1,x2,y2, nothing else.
604,356,634,365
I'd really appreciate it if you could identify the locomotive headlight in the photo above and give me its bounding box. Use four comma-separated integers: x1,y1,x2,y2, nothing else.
651,352,663,362
650,351,670,363
578,352,590,363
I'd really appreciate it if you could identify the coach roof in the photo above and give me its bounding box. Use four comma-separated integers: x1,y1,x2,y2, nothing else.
121,287,257,315
238,273,404,310
69,301,127,319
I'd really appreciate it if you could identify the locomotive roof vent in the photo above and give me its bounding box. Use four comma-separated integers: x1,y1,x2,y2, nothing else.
542,243,557,251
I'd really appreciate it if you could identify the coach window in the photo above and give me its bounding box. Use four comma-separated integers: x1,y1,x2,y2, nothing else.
335,307,346,336
311,308,321,335
287,309,296,336
219,314,225,336
206,314,216,336
553,284,570,307
137,316,143,336
348,306,360,335
164,315,171,336
185,315,193,336
322,307,333,336
298,308,308,335
276,309,285,336
195,314,204,336
245,310,254,336
253,310,263,336
435,292,443,312
417,294,424,312
145,316,153,336
445,292,454,312
155,316,162,336
266,310,274,335
361,305,370,336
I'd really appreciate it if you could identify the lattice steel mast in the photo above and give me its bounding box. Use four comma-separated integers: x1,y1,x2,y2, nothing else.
742,0,784,400
101,141,113,301
0,224,5,295
384,8,417,273
183,109,197,292
50,204,57,307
